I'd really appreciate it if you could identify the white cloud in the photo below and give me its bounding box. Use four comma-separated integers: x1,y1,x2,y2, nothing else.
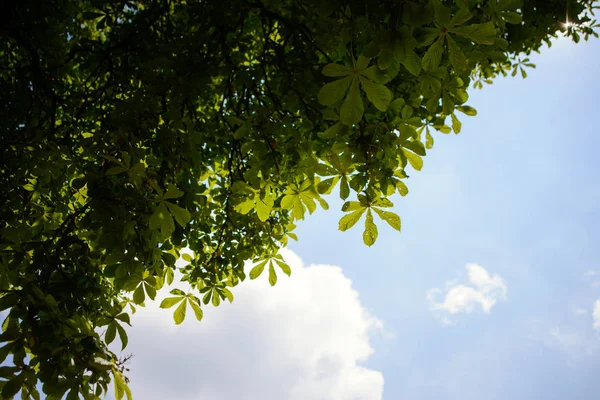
427,264,507,322
573,307,588,316
593,300,600,331
109,249,385,400
528,323,599,358
584,270,599,278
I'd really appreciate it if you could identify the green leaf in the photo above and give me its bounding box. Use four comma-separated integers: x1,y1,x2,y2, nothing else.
339,177,350,200
373,208,402,231
340,78,364,126
322,63,354,77
173,298,187,324
115,313,131,325
170,288,186,296
448,7,472,27
360,65,389,83
133,284,145,305
457,105,477,116
113,369,132,400
502,11,522,24
321,122,347,139
115,322,128,350
202,290,212,305
447,36,467,72
401,50,422,76
250,260,268,279
389,98,406,114
359,76,392,111
66,389,79,400
425,129,434,149
268,263,277,286
150,202,175,236
339,208,366,231
372,197,394,208
395,180,409,196
255,198,272,222
451,113,462,133
318,75,353,106
422,36,444,71
105,322,116,345
292,196,306,220
221,288,234,303
403,149,424,171
145,282,157,300
0,366,19,378
163,184,184,200
160,296,184,308
451,22,497,44
403,140,426,156
106,166,127,176
363,210,378,246
355,55,370,72
341,201,363,212
317,176,340,194
0,342,13,364
165,268,174,285
91,356,113,370
165,202,191,227
275,259,291,276
431,0,451,26
234,199,255,214
212,291,221,307
189,299,203,321
2,373,25,399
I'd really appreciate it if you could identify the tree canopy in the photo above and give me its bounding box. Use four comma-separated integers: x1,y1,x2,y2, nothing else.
0,0,598,398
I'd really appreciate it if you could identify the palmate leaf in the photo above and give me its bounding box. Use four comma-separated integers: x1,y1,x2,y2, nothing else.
280,181,326,220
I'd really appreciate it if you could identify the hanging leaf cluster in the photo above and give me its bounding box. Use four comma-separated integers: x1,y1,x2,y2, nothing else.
0,0,598,397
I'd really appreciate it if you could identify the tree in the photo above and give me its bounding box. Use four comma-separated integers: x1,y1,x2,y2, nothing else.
0,0,597,398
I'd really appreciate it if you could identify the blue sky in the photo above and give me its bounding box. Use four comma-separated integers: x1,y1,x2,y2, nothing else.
115,36,600,400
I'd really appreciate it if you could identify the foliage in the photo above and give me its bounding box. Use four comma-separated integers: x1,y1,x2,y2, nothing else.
0,0,597,397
